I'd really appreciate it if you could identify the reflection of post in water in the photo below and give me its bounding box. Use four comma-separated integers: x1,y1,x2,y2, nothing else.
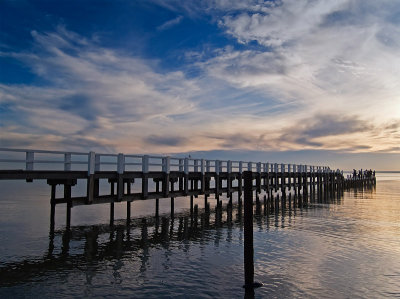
183,217,189,240
47,231,55,258
215,202,222,228
169,217,175,239
161,217,169,245
84,228,99,260
255,200,262,231
275,194,280,214
61,229,71,255
227,201,233,227
177,217,183,239
115,227,124,259
193,204,198,228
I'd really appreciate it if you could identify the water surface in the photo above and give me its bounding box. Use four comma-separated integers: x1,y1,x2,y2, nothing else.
0,174,399,298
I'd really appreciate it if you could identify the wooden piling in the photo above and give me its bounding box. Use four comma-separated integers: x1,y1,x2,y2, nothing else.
243,171,262,290
110,181,114,226
127,181,131,224
65,184,72,230
50,184,56,234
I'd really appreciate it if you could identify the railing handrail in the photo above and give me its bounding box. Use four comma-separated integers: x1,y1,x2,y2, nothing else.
0,147,88,155
0,148,334,175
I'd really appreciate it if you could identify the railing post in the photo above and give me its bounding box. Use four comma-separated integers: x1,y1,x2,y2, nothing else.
248,162,252,172
26,151,34,171
228,160,232,173
87,151,96,204
163,156,171,174
239,161,243,174
117,153,124,201
88,152,95,176
64,153,71,171
201,158,205,193
184,158,189,195
179,159,184,172
117,153,125,174
142,155,149,199
184,158,189,174
215,160,220,175
142,155,149,173
163,156,170,197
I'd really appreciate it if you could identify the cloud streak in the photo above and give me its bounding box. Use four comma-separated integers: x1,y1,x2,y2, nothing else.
157,15,184,31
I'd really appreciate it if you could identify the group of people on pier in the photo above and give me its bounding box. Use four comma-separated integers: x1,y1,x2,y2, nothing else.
352,169,375,179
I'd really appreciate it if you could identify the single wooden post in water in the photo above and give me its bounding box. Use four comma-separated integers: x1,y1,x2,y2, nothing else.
50,184,56,234
243,171,262,290
110,181,115,226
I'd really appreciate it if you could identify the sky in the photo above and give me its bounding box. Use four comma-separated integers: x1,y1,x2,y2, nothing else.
0,0,399,170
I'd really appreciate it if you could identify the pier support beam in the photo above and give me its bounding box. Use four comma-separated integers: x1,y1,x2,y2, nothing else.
65,184,72,230
127,181,131,225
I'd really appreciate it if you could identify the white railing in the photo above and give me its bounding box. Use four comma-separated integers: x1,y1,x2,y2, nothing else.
0,148,332,176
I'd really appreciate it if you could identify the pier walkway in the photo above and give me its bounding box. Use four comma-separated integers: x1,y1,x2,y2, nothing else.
0,148,375,229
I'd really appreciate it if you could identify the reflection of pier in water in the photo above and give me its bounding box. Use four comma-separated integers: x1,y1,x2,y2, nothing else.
0,184,376,288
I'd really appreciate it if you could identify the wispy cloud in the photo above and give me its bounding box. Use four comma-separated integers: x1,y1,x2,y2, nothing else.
0,25,199,152
157,15,184,31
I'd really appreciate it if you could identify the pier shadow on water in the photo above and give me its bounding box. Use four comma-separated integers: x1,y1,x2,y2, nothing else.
1,184,391,298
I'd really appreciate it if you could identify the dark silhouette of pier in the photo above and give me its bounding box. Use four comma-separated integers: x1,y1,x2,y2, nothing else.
0,148,375,230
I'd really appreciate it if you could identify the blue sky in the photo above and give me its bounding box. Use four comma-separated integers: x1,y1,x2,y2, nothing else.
0,0,399,170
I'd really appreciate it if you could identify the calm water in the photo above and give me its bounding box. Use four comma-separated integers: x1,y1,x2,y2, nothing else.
0,173,399,298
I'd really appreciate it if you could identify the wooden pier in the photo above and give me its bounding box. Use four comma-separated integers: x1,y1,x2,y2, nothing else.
0,148,375,230
0,147,377,292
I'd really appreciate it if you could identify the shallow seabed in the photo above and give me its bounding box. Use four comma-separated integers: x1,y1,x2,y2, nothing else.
0,174,399,298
